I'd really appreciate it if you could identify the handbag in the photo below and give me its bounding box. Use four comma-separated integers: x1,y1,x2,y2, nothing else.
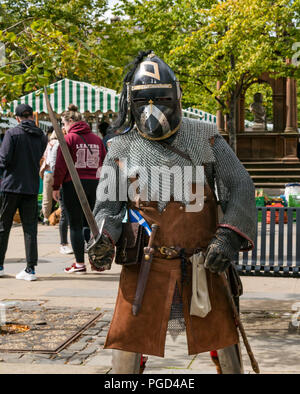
115,222,147,265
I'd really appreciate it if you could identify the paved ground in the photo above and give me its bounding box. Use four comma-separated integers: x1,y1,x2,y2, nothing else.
0,224,299,374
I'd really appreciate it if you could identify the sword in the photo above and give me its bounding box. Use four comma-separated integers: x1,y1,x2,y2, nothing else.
44,87,103,245
221,271,260,374
132,223,159,316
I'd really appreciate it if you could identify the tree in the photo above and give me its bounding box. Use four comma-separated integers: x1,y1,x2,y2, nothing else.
1,0,299,146
109,0,300,150
0,0,110,105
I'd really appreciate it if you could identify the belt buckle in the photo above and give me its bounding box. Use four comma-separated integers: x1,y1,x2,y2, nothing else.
159,246,177,259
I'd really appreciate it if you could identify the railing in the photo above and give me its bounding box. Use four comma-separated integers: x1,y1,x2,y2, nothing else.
234,207,300,277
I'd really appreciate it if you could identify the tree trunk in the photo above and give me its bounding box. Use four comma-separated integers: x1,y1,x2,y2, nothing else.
228,54,238,153
227,90,238,153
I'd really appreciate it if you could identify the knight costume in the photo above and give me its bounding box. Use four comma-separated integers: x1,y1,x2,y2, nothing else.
88,51,256,374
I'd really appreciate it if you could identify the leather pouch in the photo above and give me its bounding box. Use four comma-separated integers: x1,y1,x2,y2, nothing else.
115,222,147,265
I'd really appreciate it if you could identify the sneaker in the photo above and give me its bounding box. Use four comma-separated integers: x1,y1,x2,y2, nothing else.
64,263,86,274
0,267,4,277
42,219,49,226
60,245,73,255
16,268,37,281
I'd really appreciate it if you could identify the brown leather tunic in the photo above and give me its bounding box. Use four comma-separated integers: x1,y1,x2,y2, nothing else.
104,185,239,357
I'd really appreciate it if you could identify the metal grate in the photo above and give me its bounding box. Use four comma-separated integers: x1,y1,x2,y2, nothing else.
0,306,103,354
235,207,300,277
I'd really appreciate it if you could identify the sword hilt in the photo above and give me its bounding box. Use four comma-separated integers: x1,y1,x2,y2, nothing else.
144,224,159,260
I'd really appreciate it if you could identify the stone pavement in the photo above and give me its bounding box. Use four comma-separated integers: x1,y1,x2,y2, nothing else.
0,224,300,374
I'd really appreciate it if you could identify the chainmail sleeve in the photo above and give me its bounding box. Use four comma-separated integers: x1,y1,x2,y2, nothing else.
211,134,256,250
93,146,126,244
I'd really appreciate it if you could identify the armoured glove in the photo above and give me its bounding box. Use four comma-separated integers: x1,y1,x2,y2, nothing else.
204,227,243,274
87,233,114,272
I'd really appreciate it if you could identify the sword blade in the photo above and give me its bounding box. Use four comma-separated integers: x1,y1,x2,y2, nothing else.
44,87,100,240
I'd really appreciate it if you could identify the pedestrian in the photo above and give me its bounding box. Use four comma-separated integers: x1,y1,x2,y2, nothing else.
88,52,256,374
48,128,73,255
53,104,106,274
40,127,57,225
98,120,109,140
46,127,53,141
0,104,47,281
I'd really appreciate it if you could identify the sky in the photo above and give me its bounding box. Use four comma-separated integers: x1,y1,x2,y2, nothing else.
105,0,120,20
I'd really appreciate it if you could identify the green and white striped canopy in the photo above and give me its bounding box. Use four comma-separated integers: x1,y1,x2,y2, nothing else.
2,78,218,125
183,107,217,124
4,78,119,115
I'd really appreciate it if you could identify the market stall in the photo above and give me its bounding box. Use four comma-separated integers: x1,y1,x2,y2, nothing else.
1,79,222,134
3,78,221,124
2,78,120,134
183,107,217,124
4,78,119,115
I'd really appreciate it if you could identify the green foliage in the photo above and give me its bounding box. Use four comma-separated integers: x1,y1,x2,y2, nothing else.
104,0,300,147
0,0,299,139
110,0,299,111
0,0,109,106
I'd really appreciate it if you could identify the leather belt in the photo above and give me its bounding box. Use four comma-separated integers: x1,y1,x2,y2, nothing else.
153,246,204,260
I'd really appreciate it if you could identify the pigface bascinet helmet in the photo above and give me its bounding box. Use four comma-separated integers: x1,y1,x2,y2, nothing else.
128,52,182,140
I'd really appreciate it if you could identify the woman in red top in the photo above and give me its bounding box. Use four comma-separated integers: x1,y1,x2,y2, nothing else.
53,104,106,274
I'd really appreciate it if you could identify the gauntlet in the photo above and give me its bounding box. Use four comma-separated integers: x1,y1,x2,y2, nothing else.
204,227,243,274
87,233,114,272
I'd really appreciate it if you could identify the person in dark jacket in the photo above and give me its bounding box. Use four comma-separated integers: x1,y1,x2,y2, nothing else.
53,104,106,274
0,104,47,281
